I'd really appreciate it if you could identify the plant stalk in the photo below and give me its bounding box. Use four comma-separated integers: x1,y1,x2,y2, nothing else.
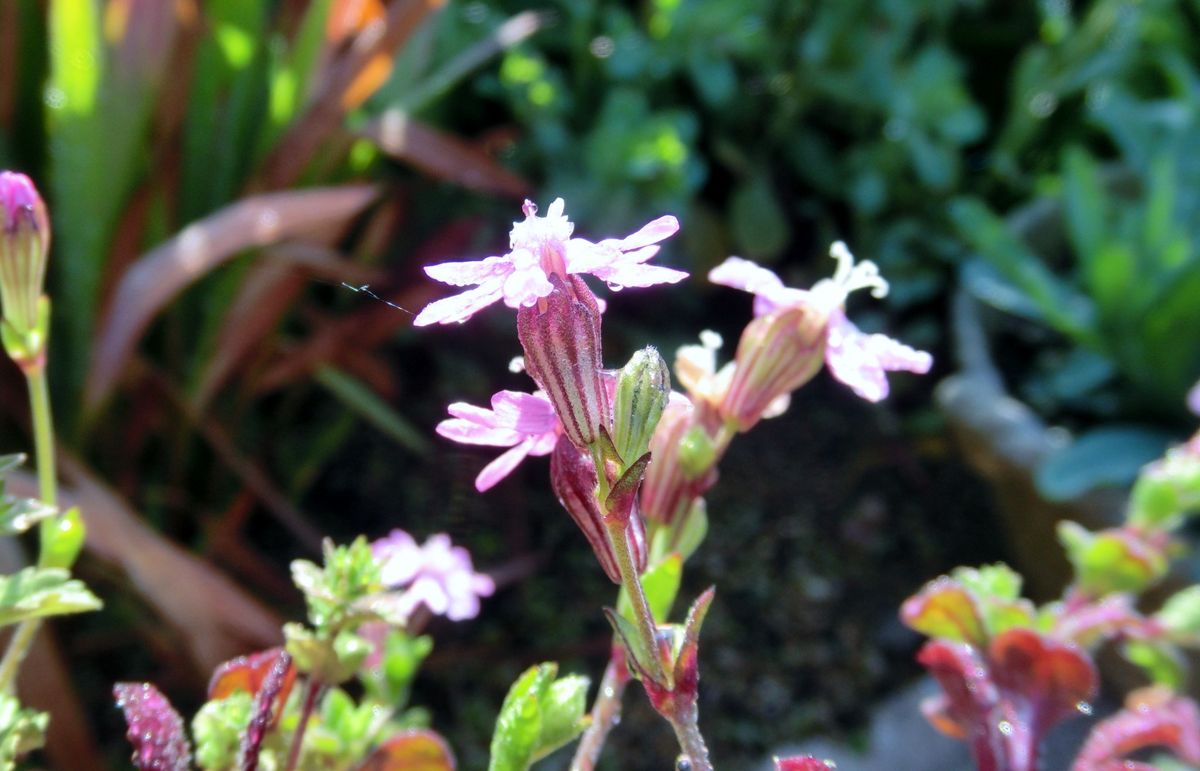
0,365,59,694
284,678,323,771
669,702,713,771
569,656,627,771
606,517,667,686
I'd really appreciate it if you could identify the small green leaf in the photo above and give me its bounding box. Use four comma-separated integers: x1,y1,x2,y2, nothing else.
602,608,657,685
488,664,555,771
1058,522,1167,597
0,567,102,627
1156,586,1200,645
899,577,987,646
532,675,590,761
0,693,47,767
192,692,253,771
0,497,56,537
1122,639,1185,689
0,455,24,477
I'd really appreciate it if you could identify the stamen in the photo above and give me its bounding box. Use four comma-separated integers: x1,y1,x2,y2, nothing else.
522,200,538,218
699,329,723,351
829,241,889,299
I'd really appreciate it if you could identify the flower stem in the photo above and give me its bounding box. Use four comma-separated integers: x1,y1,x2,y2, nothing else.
669,702,713,771
0,619,39,694
284,679,323,771
0,365,58,694
569,656,627,771
27,366,56,509
606,517,666,685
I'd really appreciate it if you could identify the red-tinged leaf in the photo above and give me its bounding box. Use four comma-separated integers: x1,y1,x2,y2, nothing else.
1072,688,1200,770
673,587,716,706
358,729,457,771
85,185,378,411
362,113,530,197
1052,594,1156,649
989,628,1097,729
238,652,294,771
113,683,191,771
775,757,835,771
901,577,988,647
1059,522,1169,597
917,640,1007,771
209,647,297,718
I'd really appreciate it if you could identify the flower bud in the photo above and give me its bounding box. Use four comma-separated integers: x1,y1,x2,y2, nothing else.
641,399,695,526
612,346,670,465
518,275,608,450
0,172,49,337
721,306,826,431
551,439,646,583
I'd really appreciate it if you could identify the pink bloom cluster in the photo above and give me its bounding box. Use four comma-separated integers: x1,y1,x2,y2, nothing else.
413,198,684,326
372,530,495,622
709,243,932,403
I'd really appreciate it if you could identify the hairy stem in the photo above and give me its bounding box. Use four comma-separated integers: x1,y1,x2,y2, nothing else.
606,517,666,685
669,702,713,771
0,620,39,694
569,657,627,771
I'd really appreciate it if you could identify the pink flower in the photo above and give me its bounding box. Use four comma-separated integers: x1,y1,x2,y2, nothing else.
1188,379,1200,417
413,198,685,326
372,530,495,621
436,389,561,491
709,243,932,403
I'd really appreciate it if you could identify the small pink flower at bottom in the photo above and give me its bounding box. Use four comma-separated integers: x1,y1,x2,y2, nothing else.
436,389,561,491
710,244,932,404
372,530,495,621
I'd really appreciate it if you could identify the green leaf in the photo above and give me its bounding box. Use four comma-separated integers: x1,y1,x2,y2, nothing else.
1156,586,1200,645
0,496,56,537
0,567,102,627
899,577,987,646
488,664,555,771
1058,522,1168,597
1122,639,1185,689
1129,440,1200,530
602,608,656,684
361,631,433,707
0,455,24,477
0,692,47,768
531,675,590,762
1035,426,1172,501
192,692,253,771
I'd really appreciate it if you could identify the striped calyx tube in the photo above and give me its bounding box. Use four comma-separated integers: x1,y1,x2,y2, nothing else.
517,274,608,451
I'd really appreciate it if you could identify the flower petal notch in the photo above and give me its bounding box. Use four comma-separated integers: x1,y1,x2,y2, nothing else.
436,389,561,491
415,198,683,326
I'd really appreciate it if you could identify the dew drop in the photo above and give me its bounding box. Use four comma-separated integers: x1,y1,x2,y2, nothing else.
1076,700,1093,716
997,720,1013,736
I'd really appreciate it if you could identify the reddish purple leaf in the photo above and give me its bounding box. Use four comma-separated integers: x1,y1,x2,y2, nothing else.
113,683,191,771
989,628,1098,731
209,647,296,725
1073,688,1200,770
917,640,1006,771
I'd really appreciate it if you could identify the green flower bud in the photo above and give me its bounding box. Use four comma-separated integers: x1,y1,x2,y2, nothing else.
39,506,85,570
0,172,50,339
612,346,670,465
